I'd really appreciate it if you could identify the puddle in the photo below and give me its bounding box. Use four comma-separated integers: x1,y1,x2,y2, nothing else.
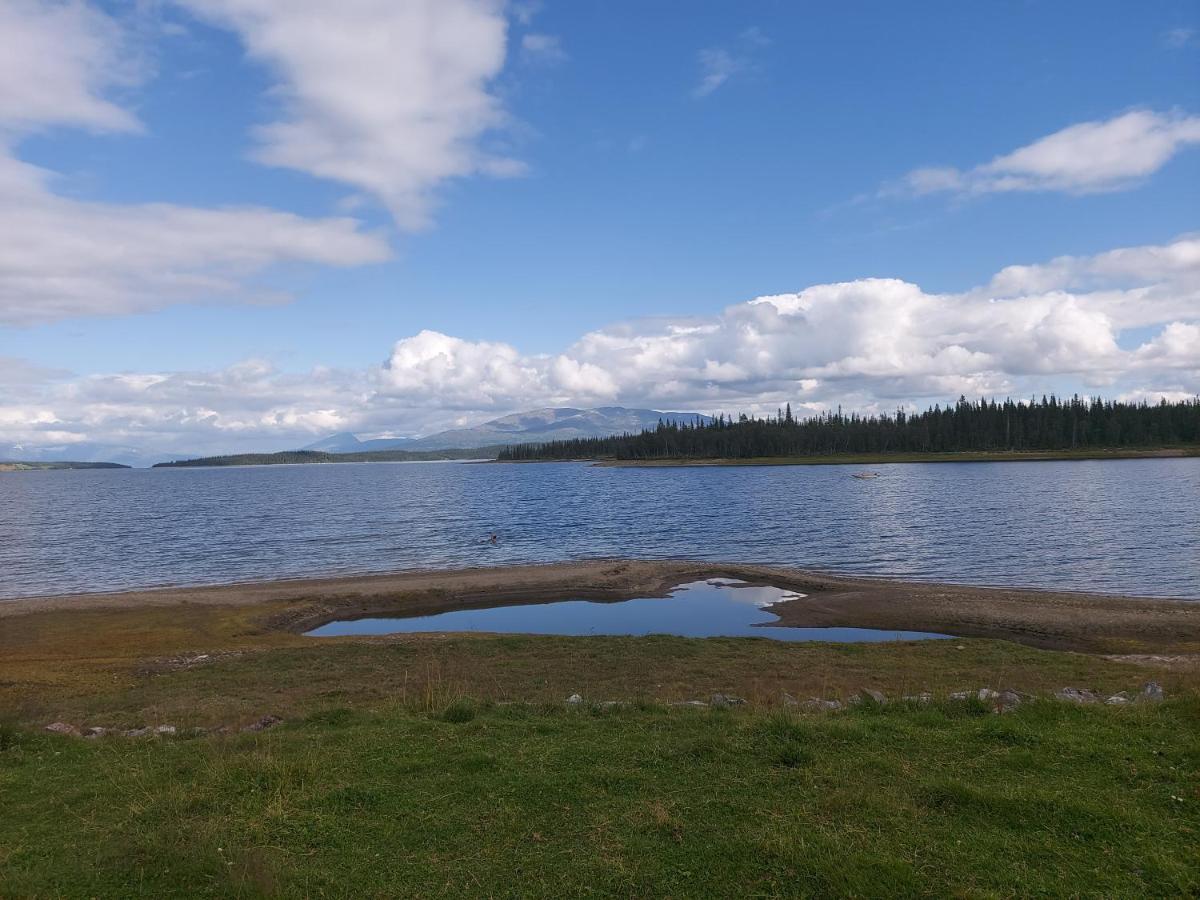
305,579,951,642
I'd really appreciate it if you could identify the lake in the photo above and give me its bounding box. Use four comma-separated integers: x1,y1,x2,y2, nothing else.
1,458,1197,600
305,578,951,641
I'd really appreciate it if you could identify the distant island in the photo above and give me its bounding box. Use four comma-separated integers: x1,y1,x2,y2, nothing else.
152,447,500,468
0,461,130,472
499,396,1200,463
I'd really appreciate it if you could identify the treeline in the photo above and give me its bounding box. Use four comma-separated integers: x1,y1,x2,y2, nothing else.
154,446,501,468
0,460,129,471
499,396,1200,461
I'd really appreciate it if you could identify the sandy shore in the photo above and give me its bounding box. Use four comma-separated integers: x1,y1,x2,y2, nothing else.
4,559,1199,654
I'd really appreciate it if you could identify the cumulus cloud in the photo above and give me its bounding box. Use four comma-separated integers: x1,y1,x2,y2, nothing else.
178,0,523,230
4,236,1197,459
897,110,1200,197
0,0,391,325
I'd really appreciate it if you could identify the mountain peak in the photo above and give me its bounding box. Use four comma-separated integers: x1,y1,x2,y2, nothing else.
300,406,711,453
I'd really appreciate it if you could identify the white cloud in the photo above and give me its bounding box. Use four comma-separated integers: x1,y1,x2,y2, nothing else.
693,49,741,98
0,0,145,134
984,235,1200,298
510,1,541,27
898,110,1200,197
4,236,1197,458
1164,27,1196,49
0,0,392,325
380,330,546,409
0,152,391,326
521,33,566,65
178,0,523,230
692,28,768,98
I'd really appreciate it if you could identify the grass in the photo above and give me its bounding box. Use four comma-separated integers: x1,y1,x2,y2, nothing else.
6,631,1186,730
2,696,1197,897
4,589,1199,895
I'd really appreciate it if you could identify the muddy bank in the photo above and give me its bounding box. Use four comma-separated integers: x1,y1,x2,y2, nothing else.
5,559,1200,654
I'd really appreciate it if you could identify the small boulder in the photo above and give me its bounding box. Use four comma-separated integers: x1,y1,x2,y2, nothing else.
82,726,108,739
565,693,583,705
782,692,799,707
853,689,886,705
1055,687,1099,704
670,700,708,708
949,691,971,701
1139,682,1164,703
241,715,283,733
800,698,842,712
154,725,177,736
978,688,999,701
44,722,79,737
996,690,1023,712
709,693,745,708
123,726,153,737
1105,692,1131,705
902,692,934,705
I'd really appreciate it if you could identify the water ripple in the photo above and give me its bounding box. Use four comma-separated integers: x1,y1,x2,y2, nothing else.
1,458,1197,600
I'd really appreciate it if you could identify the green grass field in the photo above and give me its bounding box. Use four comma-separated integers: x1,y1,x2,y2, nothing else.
4,583,1199,898
3,694,1198,897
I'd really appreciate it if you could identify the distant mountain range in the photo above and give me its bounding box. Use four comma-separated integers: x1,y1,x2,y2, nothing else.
3,407,711,468
1,441,156,468
301,407,713,453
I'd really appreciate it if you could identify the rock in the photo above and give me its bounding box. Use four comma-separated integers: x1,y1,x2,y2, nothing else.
565,693,583,705
82,726,108,739
1139,681,1164,703
782,692,799,707
852,689,886,705
1105,692,1131,705
1055,687,1099,704
709,693,745,708
241,715,283,733
978,688,999,701
597,701,625,709
799,698,842,712
154,725,177,735
44,722,79,736
949,691,971,701
670,700,708,708
902,692,934,705
996,690,1023,712
123,726,153,737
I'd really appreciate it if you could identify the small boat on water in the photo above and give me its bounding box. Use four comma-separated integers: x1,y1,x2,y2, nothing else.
851,472,881,479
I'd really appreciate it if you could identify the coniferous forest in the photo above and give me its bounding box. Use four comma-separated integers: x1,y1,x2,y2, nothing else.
498,396,1200,461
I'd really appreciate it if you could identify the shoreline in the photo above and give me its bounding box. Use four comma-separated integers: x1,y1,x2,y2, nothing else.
5,559,1199,655
589,448,1200,467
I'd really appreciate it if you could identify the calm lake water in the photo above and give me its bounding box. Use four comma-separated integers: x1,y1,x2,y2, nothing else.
1,458,1197,600
306,579,950,641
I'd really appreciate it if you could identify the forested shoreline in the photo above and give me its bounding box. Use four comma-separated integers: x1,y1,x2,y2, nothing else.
499,396,1200,461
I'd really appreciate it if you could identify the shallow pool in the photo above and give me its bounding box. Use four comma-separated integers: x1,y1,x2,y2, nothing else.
305,579,951,642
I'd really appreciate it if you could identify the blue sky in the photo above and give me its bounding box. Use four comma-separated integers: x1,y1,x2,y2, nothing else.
1,0,1198,458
